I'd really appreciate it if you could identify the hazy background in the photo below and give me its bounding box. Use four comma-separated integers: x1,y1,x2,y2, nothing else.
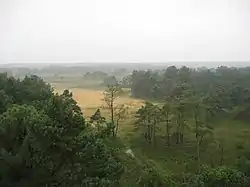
0,0,250,66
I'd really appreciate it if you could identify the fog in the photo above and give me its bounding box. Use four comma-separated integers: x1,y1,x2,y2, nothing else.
0,0,250,65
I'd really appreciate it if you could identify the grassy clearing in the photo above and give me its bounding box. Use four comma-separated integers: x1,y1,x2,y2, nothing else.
52,81,250,184
127,118,250,174
54,87,144,118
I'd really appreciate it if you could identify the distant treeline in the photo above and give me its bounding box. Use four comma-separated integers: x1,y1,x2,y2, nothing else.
126,66,250,118
0,63,168,78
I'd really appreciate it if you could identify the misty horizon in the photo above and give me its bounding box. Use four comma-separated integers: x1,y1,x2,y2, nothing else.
1,0,250,65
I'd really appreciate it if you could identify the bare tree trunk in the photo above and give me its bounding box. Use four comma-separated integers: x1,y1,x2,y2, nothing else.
205,108,209,126
111,92,115,136
180,112,184,144
194,104,200,171
147,123,151,143
115,119,119,137
180,132,183,144
176,113,181,144
219,144,224,165
166,122,170,146
166,113,170,146
176,126,180,144
196,137,200,172
153,118,156,147
194,106,199,138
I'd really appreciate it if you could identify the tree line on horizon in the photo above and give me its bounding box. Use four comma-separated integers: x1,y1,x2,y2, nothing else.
120,66,250,119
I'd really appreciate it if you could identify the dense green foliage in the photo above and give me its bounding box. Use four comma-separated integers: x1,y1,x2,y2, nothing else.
83,71,109,80
102,76,118,87
0,73,123,186
130,66,250,113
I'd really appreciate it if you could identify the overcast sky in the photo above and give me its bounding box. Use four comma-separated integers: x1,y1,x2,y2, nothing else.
0,0,249,65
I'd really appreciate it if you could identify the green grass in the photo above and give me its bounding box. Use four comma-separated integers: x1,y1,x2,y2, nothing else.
116,118,250,180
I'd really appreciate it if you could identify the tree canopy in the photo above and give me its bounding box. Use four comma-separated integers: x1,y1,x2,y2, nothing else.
0,73,123,187
130,66,250,120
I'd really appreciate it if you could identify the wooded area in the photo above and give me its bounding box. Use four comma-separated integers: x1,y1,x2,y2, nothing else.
1,65,250,186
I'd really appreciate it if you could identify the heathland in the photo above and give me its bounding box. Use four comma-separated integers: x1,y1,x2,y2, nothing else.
1,64,250,186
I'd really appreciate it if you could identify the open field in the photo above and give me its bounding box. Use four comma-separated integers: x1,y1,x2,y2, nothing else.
54,85,145,140
55,87,144,117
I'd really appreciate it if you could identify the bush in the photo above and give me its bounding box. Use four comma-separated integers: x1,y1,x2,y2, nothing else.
137,167,176,187
237,154,250,176
197,166,250,187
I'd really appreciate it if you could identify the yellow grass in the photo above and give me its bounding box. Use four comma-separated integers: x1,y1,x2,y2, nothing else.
55,87,144,135
55,88,144,118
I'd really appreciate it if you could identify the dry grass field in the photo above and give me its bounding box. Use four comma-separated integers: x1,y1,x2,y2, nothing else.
55,87,145,136
55,87,144,118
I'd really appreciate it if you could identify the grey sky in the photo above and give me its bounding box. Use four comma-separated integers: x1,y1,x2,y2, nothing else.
0,0,249,64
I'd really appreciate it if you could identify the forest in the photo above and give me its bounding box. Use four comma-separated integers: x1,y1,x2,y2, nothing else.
1,65,250,187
